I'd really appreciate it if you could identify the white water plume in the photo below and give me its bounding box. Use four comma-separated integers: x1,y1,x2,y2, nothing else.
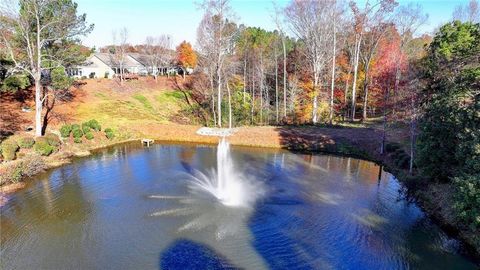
188,137,264,207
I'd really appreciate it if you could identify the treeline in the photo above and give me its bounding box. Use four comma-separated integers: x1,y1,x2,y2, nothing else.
185,0,436,130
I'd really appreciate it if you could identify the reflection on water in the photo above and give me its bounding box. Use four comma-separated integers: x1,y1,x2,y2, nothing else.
0,142,477,270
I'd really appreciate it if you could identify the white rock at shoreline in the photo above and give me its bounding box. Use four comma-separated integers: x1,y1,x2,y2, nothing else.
196,127,238,137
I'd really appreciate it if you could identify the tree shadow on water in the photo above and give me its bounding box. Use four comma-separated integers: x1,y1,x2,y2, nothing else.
159,239,237,270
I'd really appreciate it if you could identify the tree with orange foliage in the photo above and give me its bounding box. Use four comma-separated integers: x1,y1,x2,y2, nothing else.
176,41,197,80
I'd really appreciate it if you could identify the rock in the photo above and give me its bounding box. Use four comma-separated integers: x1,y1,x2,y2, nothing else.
196,127,238,137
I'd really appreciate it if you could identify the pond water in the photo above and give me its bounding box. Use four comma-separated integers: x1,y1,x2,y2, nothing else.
0,142,477,269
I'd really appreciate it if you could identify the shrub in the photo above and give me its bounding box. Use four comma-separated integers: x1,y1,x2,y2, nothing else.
395,155,410,169
454,174,480,245
391,149,406,160
1,74,31,93
60,124,72,138
0,154,46,184
85,132,94,140
385,142,401,153
34,139,54,156
74,137,82,143
104,128,114,140
87,119,101,131
1,139,19,161
45,133,61,147
72,125,83,139
82,122,91,134
18,136,35,149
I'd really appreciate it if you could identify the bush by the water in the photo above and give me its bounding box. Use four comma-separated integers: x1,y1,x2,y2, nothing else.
85,132,94,140
60,124,72,138
34,138,55,156
454,174,480,248
82,122,91,134
72,125,83,139
87,119,101,131
17,136,35,149
1,139,19,161
0,154,46,184
104,128,114,139
385,142,401,153
45,133,61,147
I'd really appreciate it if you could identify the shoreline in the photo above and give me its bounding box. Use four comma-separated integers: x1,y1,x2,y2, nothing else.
1,125,479,262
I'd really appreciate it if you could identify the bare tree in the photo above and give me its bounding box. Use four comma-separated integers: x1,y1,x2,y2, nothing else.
110,27,129,85
0,0,93,136
272,3,289,121
285,0,334,124
328,0,346,124
452,0,480,23
143,35,172,82
196,0,237,128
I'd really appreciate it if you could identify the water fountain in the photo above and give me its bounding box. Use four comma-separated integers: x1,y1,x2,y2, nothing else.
189,137,264,207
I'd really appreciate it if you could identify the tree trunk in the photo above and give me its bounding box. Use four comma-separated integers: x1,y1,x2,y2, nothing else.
282,35,287,119
251,71,255,124
217,69,222,128
275,46,279,124
380,86,389,155
409,97,416,174
211,95,217,127
362,70,370,121
312,73,319,124
210,75,216,127
350,35,362,121
344,70,351,120
35,19,43,137
227,80,232,129
34,78,42,136
243,55,247,104
260,55,264,124
329,17,337,125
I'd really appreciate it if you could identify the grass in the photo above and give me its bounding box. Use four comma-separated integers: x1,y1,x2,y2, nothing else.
133,94,153,110
69,81,191,139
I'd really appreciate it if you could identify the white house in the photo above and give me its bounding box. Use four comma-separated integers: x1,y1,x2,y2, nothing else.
68,53,178,79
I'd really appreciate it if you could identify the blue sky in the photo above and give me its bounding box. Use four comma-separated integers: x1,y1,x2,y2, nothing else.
76,0,469,49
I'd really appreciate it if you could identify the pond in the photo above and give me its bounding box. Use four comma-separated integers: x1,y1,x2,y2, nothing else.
0,142,477,269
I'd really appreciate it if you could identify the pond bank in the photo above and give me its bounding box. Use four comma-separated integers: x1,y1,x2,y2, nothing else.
1,124,478,261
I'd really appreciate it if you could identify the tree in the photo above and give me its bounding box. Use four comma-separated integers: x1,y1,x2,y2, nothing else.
272,2,289,120
452,0,480,23
110,27,128,85
196,0,237,128
285,0,334,124
392,3,428,172
176,41,197,80
348,0,397,121
143,35,172,82
0,0,93,136
417,21,480,181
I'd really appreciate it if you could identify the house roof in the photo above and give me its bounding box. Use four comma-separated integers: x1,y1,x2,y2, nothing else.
127,53,151,66
94,53,143,68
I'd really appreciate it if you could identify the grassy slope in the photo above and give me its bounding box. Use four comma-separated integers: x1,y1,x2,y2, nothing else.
57,78,190,139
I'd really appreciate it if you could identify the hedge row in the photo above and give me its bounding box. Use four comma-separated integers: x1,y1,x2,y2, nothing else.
60,119,114,143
